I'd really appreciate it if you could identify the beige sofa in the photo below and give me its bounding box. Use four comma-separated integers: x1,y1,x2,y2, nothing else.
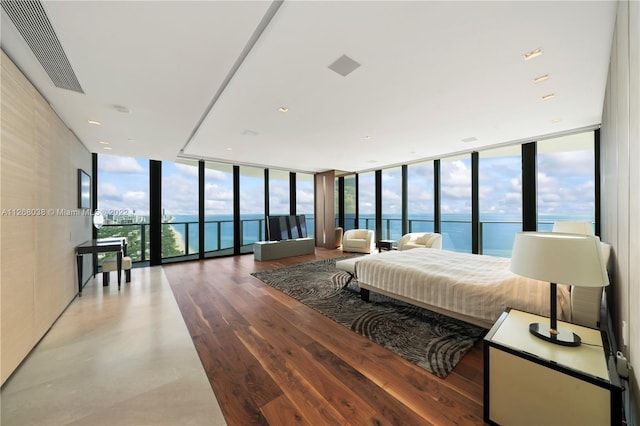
397,232,442,251
342,229,375,253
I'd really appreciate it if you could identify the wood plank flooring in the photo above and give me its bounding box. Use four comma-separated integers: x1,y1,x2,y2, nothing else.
163,248,486,425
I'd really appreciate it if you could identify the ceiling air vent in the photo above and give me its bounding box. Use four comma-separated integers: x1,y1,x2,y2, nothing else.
1,0,84,93
328,54,361,77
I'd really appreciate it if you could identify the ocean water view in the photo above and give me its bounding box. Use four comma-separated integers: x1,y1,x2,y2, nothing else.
168,213,594,258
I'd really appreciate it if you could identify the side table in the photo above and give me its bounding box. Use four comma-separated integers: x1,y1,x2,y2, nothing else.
377,239,395,252
483,308,622,425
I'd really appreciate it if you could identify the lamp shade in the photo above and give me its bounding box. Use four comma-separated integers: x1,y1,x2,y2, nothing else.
510,232,609,288
552,221,594,235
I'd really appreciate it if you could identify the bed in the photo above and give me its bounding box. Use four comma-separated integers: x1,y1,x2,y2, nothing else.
350,248,604,329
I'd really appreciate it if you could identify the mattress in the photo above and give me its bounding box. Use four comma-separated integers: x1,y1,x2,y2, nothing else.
354,248,570,325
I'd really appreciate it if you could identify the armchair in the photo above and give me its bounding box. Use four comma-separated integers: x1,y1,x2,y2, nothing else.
342,229,375,254
397,232,442,251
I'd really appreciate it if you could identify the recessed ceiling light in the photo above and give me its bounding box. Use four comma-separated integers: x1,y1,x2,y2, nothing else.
226,147,233,151
278,107,289,113
533,74,550,83
87,120,102,125
524,48,543,61
551,118,562,123
461,136,478,143
103,146,112,150
99,141,109,145
542,93,555,100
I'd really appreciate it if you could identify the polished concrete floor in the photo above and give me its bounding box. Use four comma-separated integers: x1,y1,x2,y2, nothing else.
1,267,226,426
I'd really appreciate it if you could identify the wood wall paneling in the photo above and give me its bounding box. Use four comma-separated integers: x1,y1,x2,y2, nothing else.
314,171,335,248
600,1,639,419
1,51,92,384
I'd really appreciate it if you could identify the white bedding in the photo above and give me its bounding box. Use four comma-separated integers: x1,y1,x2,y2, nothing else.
354,248,571,326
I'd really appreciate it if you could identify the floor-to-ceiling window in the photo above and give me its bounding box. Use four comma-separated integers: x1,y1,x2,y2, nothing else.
537,132,595,231
479,146,522,257
205,161,234,257
296,172,315,238
407,160,435,232
358,171,375,230
96,154,150,262
381,166,402,240
240,166,265,253
344,175,357,231
269,169,290,215
161,160,199,260
440,154,472,252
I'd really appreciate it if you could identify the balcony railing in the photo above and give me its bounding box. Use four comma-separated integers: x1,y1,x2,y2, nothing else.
97,218,267,261
98,217,319,261
334,218,567,257
101,217,579,262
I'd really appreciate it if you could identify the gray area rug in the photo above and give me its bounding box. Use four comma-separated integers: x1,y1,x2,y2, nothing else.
251,257,485,378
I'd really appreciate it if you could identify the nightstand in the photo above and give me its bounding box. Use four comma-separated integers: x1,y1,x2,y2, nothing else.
377,239,395,252
483,309,622,425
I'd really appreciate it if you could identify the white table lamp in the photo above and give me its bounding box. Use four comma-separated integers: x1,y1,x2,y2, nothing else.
510,232,609,346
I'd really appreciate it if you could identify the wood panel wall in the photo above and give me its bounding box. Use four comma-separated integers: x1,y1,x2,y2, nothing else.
600,0,639,418
1,51,92,384
314,171,335,248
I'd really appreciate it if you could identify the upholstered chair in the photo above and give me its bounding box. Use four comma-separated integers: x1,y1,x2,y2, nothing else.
397,232,442,251
342,229,375,254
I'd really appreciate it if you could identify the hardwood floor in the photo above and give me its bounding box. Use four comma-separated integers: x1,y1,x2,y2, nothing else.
163,248,486,425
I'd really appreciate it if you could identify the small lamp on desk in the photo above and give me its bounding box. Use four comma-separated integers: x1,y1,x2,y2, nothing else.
510,232,609,347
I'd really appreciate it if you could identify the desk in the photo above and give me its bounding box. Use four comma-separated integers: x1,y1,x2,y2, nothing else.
75,238,127,295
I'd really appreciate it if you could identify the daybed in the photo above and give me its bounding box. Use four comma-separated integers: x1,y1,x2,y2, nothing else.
341,246,609,329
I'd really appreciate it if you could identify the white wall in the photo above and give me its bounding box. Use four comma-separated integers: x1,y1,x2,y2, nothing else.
600,0,639,420
1,51,93,384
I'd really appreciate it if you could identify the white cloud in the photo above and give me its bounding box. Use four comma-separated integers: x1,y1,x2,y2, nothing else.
175,163,199,177
99,155,145,173
99,182,120,198
205,169,229,182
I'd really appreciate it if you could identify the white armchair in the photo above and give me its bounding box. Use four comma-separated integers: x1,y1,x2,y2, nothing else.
342,229,375,254
397,232,442,251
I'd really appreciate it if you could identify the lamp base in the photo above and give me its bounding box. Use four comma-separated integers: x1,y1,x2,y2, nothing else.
529,323,581,347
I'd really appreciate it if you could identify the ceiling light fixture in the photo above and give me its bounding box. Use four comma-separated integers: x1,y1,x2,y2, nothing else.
524,48,543,61
542,93,555,100
462,136,478,143
278,107,289,113
533,74,550,83
103,146,112,150
363,135,371,140
87,120,102,125
127,138,136,142
551,118,562,123
226,147,233,151
99,141,109,145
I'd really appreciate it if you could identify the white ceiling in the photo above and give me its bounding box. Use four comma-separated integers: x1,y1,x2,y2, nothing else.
1,1,618,174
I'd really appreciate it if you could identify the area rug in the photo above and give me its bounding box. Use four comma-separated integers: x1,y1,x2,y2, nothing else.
251,257,485,378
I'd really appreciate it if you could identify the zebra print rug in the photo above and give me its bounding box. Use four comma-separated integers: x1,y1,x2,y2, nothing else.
251,257,485,378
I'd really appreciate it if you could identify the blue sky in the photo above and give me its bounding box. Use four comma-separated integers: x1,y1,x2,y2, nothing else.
97,156,315,217
98,147,594,221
